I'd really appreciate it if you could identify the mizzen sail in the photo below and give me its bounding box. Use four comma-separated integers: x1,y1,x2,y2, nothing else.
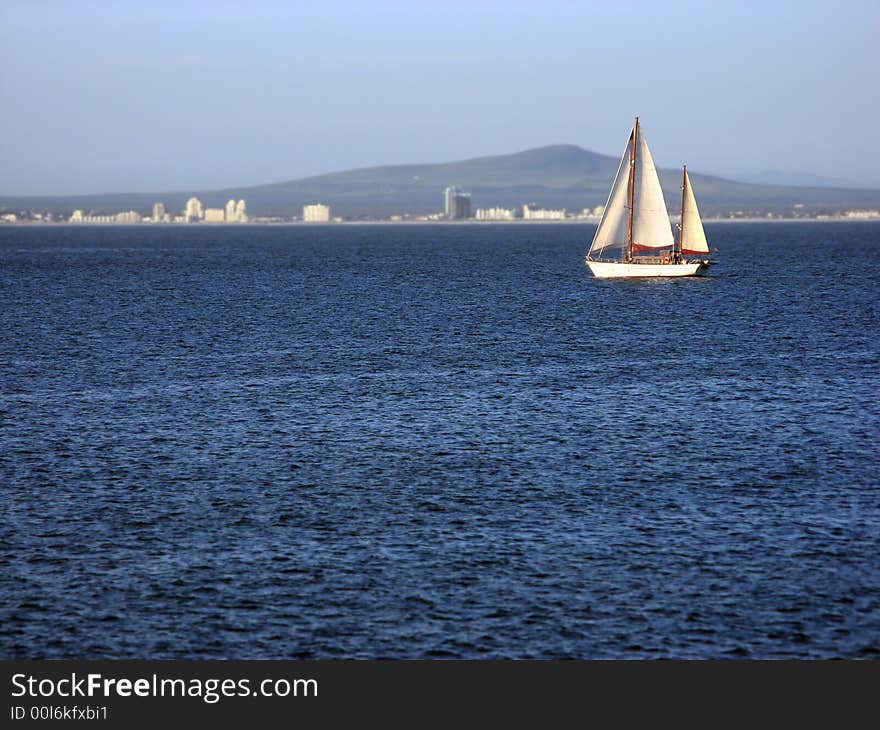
680,169,709,255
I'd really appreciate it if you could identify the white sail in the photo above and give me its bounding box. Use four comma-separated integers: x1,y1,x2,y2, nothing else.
680,169,709,254
587,133,633,257
632,129,674,250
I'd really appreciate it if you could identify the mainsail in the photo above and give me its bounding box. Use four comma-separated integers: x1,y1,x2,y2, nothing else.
680,168,709,255
631,130,674,251
588,120,673,259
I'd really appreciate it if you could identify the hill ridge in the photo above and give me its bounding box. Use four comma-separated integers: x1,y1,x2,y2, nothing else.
3,144,879,218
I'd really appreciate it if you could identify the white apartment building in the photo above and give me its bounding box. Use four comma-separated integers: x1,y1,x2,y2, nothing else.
204,208,225,223
475,207,515,220
580,205,605,218
185,197,204,222
235,199,247,223
152,202,167,222
303,204,331,222
225,199,248,223
522,204,566,220
69,210,117,223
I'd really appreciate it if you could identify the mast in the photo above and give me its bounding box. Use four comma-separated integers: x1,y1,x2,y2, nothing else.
679,165,687,261
626,117,638,262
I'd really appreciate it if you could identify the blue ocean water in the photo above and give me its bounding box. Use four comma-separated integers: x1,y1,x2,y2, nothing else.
1,222,878,659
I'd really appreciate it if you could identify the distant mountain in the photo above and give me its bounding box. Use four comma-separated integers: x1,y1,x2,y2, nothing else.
3,144,880,218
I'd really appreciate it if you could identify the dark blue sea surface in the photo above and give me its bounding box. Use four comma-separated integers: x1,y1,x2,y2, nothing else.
1,222,878,659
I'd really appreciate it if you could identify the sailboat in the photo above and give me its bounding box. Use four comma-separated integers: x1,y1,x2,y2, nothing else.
585,117,713,278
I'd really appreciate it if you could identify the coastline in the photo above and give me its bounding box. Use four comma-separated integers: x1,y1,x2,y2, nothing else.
3,217,879,227
0,217,880,230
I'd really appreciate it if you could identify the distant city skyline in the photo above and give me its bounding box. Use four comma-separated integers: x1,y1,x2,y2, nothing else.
2,0,879,195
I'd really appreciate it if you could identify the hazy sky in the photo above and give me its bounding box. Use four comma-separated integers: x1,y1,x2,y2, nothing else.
2,0,878,194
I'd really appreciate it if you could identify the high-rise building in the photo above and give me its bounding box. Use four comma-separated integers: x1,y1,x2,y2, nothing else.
223,198,248,222
444,187,455,217
152,202,166,222
444,186,472,220
303,204,331,222
235,199,247,223
184,197,204,222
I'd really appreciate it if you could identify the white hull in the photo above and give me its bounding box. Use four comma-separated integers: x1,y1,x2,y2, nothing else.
586,259,709,278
